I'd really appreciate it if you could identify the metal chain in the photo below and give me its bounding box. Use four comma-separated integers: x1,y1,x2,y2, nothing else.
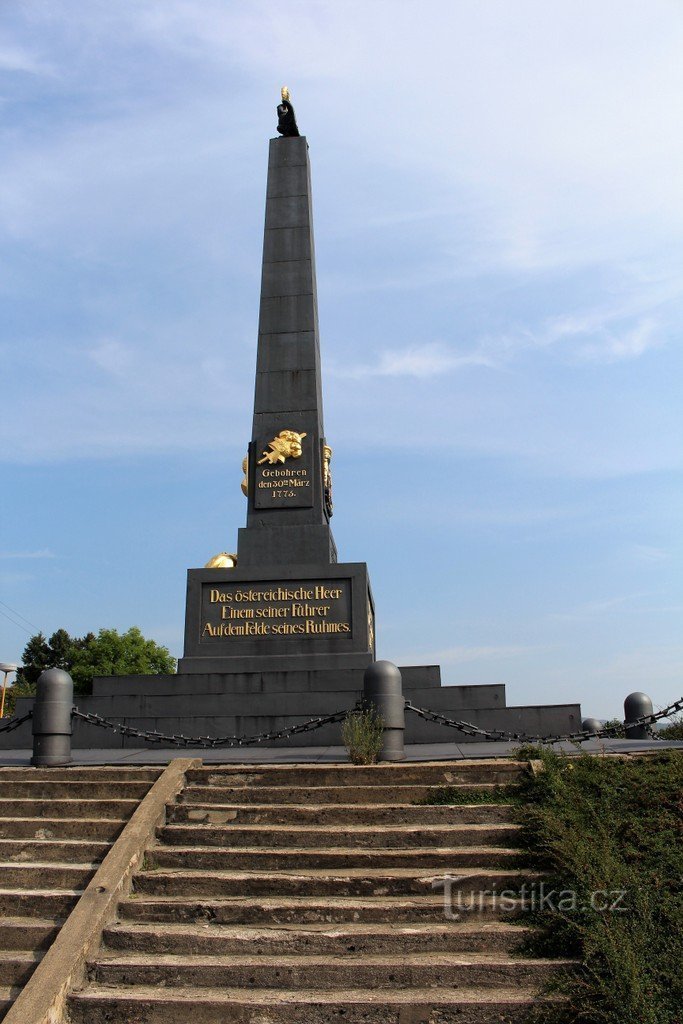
0,710,33,734
13,693,679,749
404,695,683,745
71,706,352,748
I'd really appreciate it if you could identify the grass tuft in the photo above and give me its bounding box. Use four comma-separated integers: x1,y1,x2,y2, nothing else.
342,705,384,765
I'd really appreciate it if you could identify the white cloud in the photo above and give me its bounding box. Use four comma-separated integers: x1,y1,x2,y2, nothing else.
0,549,56,560
543,308,666,364
580,319,662,363
332,343,496,380
87,339,134,376
548,593,655,623
0,40,52,76
629,544,669,564
396,645,534,666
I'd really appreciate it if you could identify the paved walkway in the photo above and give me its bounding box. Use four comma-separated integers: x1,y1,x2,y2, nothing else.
1,738,682,765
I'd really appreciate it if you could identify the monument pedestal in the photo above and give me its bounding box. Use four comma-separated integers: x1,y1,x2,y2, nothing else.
178,563,374,674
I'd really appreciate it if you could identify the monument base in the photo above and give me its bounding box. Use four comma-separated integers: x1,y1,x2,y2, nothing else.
1,665,582,749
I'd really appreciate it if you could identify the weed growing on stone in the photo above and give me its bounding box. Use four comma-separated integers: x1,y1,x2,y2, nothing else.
342,706,384,765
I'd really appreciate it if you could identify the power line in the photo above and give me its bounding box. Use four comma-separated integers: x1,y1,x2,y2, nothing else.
0,599,40,633
0,605,33,636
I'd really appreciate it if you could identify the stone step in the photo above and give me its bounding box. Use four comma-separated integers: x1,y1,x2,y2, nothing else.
180,784,505,806
0,950,42,987
158,822,521,849
87,951,569,990
0,862,96,890
0,798,137,820
145,845,521,872
68,984,560,1024
186,762,523,787
118,894,524,926
0,985,21,1020
102,920,530,956
0,768,160,783
168,802,515,827
3,781,151,800
158,823,524,847
0,838,110,863
0,917,62,951
133,867,537,899
0,817,125,841
0,888,83,918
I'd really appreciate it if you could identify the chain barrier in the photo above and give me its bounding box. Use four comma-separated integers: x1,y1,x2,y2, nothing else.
33,692,683,749
71,706,352,748
0,710,33,734
404,695,683,745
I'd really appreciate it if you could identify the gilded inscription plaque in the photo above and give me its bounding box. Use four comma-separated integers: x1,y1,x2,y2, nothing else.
200,578,352,642
253,430,314,510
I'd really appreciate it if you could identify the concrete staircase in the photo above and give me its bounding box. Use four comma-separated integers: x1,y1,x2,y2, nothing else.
68,760,570,1023
0,766,160,1020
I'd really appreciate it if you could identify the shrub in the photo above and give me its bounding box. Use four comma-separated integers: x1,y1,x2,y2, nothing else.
658,713,683,740
342,705,384,764
513,748,683,1023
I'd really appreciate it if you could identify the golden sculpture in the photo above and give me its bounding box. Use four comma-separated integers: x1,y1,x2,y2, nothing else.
257,430,307,465
204,552,237,569
281,86,291,102
367,603,375,652
240,454,249,496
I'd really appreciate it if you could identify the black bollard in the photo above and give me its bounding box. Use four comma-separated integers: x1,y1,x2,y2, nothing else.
624,692,653,740
31,668,73,767
363,660,405,762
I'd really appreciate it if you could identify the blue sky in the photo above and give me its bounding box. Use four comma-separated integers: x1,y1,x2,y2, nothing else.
1,1,682,719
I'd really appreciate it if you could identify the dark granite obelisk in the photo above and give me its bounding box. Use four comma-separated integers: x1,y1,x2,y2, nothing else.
238,136,336,567
178,134,376,675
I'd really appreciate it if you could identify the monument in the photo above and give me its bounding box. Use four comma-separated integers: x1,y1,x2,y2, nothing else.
2,92,581,748
180,91,375,691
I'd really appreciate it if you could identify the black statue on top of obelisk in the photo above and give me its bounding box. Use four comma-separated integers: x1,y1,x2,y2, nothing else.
276,85,300,137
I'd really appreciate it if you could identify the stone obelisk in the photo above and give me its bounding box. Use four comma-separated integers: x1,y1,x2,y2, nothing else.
178,104,375,677
237,133,336,567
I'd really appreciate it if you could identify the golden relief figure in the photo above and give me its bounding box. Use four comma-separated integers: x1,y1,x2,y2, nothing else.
257,430,307,465
240,454,249,496
367,602,375,652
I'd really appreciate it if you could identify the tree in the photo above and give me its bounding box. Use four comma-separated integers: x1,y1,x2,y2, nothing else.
68,627,176,693
6,627,176,713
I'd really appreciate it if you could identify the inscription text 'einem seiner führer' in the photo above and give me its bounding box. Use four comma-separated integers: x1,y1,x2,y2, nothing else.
200,581,352,640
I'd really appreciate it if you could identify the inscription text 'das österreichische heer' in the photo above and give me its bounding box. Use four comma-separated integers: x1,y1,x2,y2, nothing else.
200,580,352,641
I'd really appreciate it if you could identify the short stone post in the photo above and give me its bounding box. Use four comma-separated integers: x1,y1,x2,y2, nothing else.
363,660,405,762
624,692,653,740
31,668,73,767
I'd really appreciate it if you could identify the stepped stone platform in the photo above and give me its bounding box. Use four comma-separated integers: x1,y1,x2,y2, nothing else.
0,766,160,1020
2,670,581,749
63,759,570,1023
